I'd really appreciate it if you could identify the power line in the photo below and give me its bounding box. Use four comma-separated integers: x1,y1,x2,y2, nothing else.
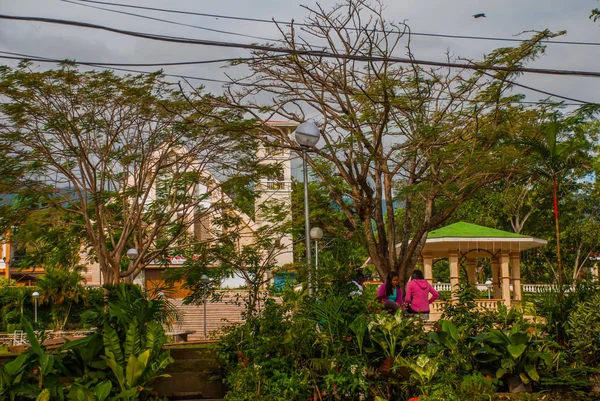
0,52,234,84
0,50,280,67
70,0,600,47
2,14,600,80
60,0,280,43
0,51,593,105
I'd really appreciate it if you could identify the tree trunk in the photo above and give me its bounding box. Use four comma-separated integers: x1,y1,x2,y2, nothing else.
553,176,563,288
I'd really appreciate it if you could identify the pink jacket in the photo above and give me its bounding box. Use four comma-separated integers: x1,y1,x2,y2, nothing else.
376,283,403,305
404,280,439,312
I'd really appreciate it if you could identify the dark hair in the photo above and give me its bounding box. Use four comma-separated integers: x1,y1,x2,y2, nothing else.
354,272,366,285
385,272,399,296
411,269,424,280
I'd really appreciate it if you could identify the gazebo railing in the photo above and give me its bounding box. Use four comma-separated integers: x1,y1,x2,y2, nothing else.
433,283,571,293
430,299,503,314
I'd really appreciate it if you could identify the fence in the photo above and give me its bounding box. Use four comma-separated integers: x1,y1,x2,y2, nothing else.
432,283,565,293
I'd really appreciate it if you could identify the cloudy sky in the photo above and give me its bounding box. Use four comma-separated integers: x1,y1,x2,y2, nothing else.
1,0,599,106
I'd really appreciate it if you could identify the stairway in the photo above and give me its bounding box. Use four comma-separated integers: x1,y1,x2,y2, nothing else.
169,294,247,341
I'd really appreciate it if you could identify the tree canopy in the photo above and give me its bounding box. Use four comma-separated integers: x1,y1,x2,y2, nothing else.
224,0,592,285
0,62,277,284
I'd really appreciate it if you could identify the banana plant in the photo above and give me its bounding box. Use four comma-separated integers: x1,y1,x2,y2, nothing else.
0,318,63,400
101,319,173,400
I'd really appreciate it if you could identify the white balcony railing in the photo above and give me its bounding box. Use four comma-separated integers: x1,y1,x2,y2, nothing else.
433,283,567,293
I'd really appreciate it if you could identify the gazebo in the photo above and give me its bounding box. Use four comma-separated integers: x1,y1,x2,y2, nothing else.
420,222,547,308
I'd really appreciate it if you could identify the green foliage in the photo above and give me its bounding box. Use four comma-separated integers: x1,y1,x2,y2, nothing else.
567,292,600,365
36,266,89,330
0,284,174,400
532,280,599,345
367,313,422,360
459,372,497,400
472,326,552,384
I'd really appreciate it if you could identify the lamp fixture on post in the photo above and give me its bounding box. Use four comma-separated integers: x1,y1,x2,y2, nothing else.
294,122,321,296
310,227,323,292
32,291,40,323
201,274,210,340
127,248,140,286
126,248,139,261
485,279,493,300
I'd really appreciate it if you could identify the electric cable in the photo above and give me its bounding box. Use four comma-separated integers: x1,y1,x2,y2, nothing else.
0,51,594,105
61,0,281,43
2,14,600,79
69,0,600,47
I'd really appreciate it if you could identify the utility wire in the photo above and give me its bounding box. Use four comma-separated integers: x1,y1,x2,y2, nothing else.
61,0,280,43
0,52,234,84
2,14,600,80
0,50,281,67
70,0,600,47
0,51,594,105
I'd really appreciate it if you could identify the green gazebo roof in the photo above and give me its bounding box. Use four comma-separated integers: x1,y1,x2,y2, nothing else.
428,222,529,239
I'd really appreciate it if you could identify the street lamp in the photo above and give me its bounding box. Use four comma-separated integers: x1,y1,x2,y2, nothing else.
32,291,39,323
294,122,321,296
127,248,139,286
201,274,210,340
310,227,323,291
485,279,493,300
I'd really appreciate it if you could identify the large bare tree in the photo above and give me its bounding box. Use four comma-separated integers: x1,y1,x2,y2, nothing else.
224,0,561,285
0,63,274,284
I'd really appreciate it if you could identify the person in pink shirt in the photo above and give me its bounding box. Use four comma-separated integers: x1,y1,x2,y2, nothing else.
376,272,403,314
404,269,439,320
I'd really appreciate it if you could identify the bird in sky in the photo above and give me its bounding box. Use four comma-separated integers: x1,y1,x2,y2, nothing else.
473,13,486,18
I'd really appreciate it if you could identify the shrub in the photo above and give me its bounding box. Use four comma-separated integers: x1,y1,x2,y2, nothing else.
567,292,600,366
459,372,497,400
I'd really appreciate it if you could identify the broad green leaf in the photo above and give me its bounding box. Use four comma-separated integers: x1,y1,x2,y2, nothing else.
21,318,43,358
507,344,527,359
103,326,124,366
39,355,54,376
524,364,540,381
35,389,50,401
125,353,145,387
4,354,28,376
123,320,140,363
102,356,125,391
510,332,529,346
93,380,112,401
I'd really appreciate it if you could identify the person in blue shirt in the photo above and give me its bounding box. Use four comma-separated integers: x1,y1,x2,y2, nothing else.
376,272,403,313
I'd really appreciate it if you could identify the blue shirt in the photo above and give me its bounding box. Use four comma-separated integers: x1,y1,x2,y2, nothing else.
387,288,397,302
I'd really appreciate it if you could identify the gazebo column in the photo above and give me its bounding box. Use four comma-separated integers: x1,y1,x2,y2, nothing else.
449,251,459,299
491,257,501,298
422,253,433,284
510,252,522,303
466,258,477,284
501,252,511,307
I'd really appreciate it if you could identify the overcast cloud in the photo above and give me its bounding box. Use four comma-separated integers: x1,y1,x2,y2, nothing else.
0,0,599,103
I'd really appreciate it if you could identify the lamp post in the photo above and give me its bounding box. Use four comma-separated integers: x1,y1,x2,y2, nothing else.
201,274,210,340
32,291,39,323
310,227,323,291
127,248,139,286
294,122,321,296
485,279,493,300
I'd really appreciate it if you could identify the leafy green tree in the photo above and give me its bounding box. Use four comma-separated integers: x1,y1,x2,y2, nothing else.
290,181,368,284
36,266,88,330
167,198,292,317
225,0,570,286
512,113,598,286
0,63,276,284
